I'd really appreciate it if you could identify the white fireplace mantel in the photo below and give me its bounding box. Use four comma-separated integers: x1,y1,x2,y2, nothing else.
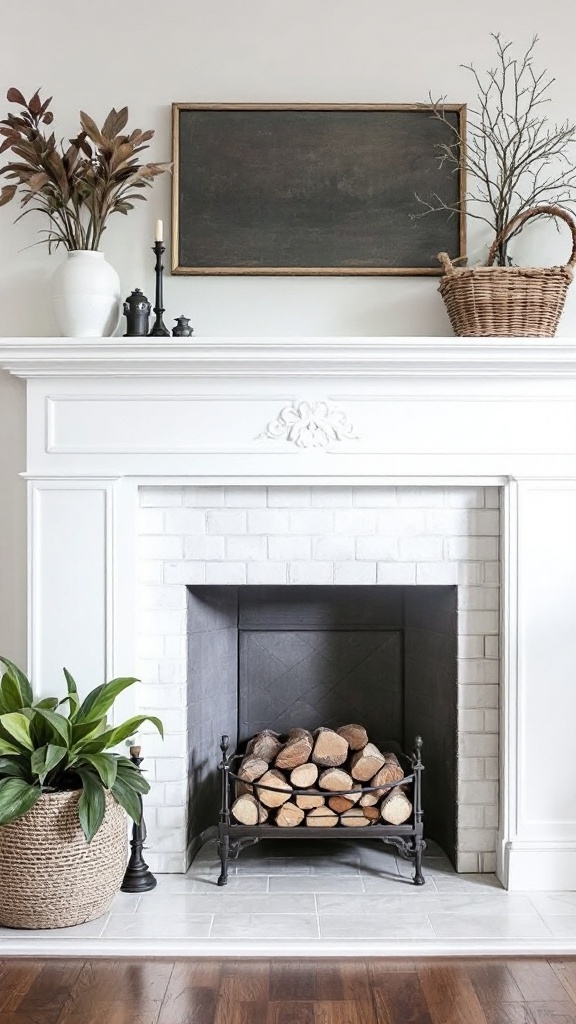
2,337,576,378
2,336,576,891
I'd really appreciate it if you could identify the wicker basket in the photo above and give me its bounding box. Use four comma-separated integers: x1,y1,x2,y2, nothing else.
437,205,576,337
0,790,127,929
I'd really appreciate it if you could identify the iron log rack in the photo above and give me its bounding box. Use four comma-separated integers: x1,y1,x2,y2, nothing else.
217,734,426,886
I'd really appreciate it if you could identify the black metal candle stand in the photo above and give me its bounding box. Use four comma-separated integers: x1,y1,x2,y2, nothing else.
121,747,157,893
217,734,426,887
149,241,170,337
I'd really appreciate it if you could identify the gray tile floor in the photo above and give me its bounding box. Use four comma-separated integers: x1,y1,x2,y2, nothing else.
3,838,576,954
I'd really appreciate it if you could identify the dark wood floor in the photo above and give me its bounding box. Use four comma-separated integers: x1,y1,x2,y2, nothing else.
1,958,576,1023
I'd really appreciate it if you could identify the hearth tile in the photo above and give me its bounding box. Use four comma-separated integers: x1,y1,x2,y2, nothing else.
431,872,501,893
429,912,552,939
102,912,213,939
353,845,400,874
269,876,364,893
395,855,453,879
143,892,316,915
362,875,439,894
529,893,576,916
275,840,362,861
210,913,320,939
535,915,576,937
319,892,534,916
459,873,506,893
133,892,219,915
154,875,269,893
109,892,141,913
318,913,434,939
307,859,363,877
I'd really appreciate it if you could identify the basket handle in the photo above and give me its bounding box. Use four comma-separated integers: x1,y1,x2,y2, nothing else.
485,204,576,268
437,251,455,274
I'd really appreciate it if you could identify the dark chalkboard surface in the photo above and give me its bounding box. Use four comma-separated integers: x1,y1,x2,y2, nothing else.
172,104,466,276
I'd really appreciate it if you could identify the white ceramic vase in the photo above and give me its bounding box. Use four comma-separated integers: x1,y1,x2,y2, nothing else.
50,250,121,338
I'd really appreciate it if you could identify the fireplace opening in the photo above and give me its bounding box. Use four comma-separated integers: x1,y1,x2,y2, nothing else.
187,584,458,863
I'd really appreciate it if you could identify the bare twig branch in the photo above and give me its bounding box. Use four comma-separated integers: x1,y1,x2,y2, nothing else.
418,33,576,264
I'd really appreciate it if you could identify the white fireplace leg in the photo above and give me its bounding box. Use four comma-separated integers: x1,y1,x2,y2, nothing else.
502,478,576,890
27,478,137,727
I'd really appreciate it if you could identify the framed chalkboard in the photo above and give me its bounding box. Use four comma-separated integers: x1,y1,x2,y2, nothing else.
171,103,466,276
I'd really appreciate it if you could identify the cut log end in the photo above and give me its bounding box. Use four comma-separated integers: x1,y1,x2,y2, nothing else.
290,761,319,789
312,727,349,767
380,788,412,825
337,723,369,751
231,794,269,825
275,801,305,827
306,806,339,827
275,729,313,770
350,742,386,782
318,767,353,793
247,729,283,763
256,769,293,808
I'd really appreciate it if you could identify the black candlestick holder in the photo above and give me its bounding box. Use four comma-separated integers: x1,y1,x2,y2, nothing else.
121,745,157,893
149,241,170,337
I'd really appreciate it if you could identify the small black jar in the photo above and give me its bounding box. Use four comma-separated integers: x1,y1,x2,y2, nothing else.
172,315,194,337
123,289,152,337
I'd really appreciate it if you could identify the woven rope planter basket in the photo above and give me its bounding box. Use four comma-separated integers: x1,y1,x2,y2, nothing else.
0,790,127,929
437,205,576,338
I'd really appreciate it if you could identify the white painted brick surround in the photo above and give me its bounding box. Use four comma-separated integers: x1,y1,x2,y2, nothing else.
137,484,500,874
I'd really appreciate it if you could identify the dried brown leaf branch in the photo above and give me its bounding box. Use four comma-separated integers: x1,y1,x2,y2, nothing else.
0,88,170,251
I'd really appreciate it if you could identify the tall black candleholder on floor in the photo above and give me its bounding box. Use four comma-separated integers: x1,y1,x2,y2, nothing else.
121,744,157,893
149,241,170,337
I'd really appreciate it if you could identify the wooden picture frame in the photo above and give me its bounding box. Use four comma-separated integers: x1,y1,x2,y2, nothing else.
171,103,466,276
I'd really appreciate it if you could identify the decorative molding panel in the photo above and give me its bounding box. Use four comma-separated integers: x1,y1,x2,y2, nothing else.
260,399,358,449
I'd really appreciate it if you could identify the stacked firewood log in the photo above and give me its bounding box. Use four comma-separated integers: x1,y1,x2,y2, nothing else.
231,724,412,828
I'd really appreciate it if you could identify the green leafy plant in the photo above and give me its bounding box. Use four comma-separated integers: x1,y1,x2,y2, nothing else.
0,87,169,250
0,656,163,842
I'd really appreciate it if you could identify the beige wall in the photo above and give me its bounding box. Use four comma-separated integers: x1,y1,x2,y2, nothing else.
1,0,575,665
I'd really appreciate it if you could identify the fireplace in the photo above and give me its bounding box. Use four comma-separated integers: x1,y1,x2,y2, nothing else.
2,337,576,891
139,482,498,874
187,583,457,863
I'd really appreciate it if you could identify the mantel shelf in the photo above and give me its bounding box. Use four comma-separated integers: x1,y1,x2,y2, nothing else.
1,336,576,378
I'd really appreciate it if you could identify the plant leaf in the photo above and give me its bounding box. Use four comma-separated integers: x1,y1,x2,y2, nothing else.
0,756,29,779
28,92,42,116
107,714,163,747
110,773,142,824
0,657,33,709
0,777,41,825
6,88,27,106
116,758,150,794
34,697,59,711
30,743,67,784
33,708,71,746
76,677,139,723
0,738,23,756
62,668,79,718
76,753,118,790
70,718,107,747
76,767,106,843
0,712,34,750
79,111,107,148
